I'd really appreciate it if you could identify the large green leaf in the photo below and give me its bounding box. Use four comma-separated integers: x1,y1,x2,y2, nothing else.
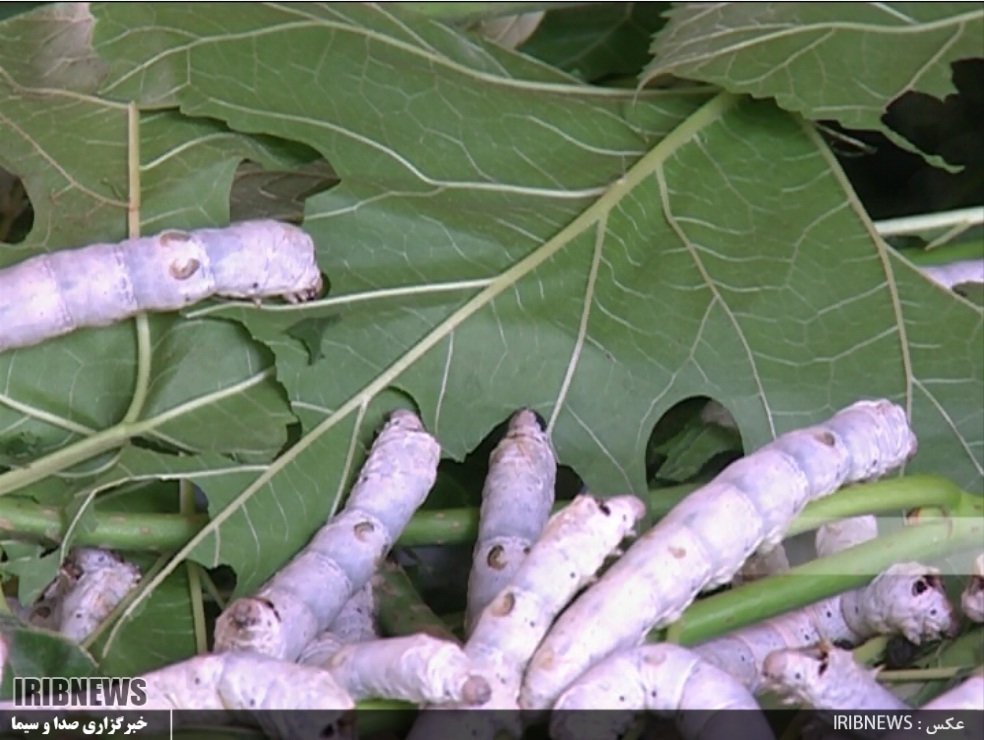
642,3,984,159
75,2,983,637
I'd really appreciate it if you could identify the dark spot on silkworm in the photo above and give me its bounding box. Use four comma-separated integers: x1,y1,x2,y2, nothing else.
833,639,853,650
257,597,281,623
530,409,548,432
169,257,200,280
598,500,611,515
354,521,375,540
669,546,686,559
491,591,515,617
913,578,929,596
813,430,836,447
488,544,507,570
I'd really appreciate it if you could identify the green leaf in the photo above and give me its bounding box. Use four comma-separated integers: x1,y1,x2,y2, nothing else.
397,2,583,23
0,615,97,700
642,3,984,164
0,2,320,256
0,315,294,485
82,3,982,639
520,2,672,82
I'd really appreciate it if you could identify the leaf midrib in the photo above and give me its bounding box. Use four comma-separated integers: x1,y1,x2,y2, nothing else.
114,91,746,628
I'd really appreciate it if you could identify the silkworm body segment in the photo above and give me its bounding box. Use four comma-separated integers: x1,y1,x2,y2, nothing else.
0,220,322,352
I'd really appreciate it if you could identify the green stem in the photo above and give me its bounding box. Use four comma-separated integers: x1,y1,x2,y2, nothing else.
875,206,984,238
180,479,208,655
898,239,983,266
0,369,273,497
0,497,207,551
122,102,151,425
784,474,966,537
667,504,982,646
0,424,138,496
878,667,969,682
0,474,968,554
373,559,458,643
123,316,152,424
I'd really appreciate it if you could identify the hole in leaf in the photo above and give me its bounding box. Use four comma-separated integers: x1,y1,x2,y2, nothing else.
646,396,744,486
0,166,33,245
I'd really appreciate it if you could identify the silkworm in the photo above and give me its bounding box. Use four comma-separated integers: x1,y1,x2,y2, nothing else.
314,634,491,706
27,548,141,643
762,643,907,710
961,553,984,623
551,644,774,740
465,408,556,636
520,400,917,711
213,409,441,660
0,220,323,353
696,517,957,692
921,259,984,291
466,494,646,708
406,494,645,740
297,582,377,667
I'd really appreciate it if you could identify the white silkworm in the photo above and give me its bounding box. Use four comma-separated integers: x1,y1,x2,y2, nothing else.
297,583,377,667
521,400,917,711
29,548,141,642
325,582,377,645
815,515,879,558
696,516,957,692
0,220,323,353
961,553,984,623
405,494,645,740
465,408,556,635
551,644,774,740
315,634,491,705
140,653,355,711
214,409,441,660
734,543,790,585
697,564,956,692
921,259,984,290
761,643,907,710
466,494,646,708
